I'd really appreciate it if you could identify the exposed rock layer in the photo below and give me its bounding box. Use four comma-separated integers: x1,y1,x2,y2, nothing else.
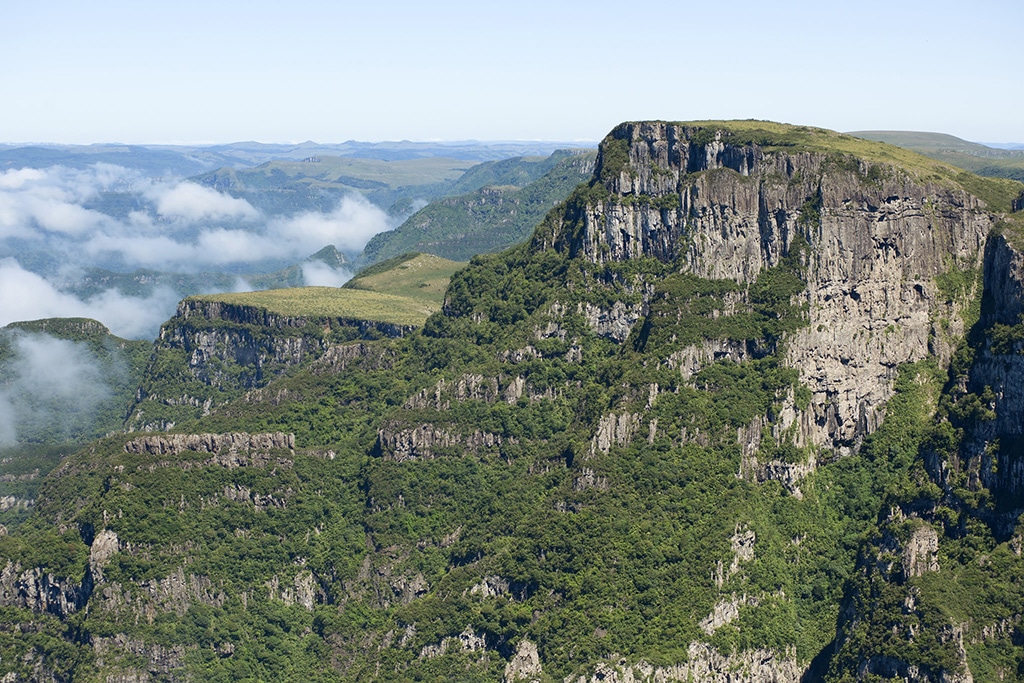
543,122,996,451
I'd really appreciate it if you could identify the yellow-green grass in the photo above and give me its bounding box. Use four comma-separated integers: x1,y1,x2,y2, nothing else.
190,253,467,328
633,120,1024,213
344,253,467,303
847,130,997,155
190,287,439,328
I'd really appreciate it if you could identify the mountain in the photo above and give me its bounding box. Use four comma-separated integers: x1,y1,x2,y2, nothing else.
192,155,479,216
0,140,597,176
2,120,1024,682
190,148,595,220
359,150,597,265
0,144,219,177
850,130,1024,182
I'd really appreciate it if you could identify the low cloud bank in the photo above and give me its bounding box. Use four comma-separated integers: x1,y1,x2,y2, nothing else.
152,182,260,222
0,333,115,447
0,259,179,339
0,162,405,335
301,262,353,287
0,164,396,271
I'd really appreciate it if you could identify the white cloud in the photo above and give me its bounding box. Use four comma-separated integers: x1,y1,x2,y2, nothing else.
0,164,130,238
302,262,352,287
11,334,110,404
25,194,105,235
152,182,259,221
275,194,392,252
0,259,179,339
0,332,118,446
79,193,393,269
0,168,46,190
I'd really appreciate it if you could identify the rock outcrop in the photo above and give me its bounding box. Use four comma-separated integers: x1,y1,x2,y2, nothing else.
126,299,413,431
503,640,544,683
0,561,90,618
123,431,295,457
565,643,802,683
539,121,998,453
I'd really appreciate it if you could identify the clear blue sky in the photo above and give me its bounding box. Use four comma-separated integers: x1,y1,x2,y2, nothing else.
3,0,1021,144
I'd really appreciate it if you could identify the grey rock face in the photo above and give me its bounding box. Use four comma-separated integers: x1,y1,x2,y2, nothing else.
543,122,998,452
564,642,802,683
375,421,506,461
504,640,543,683
123,431,295,457
940,233,1024,532
0,561,89,618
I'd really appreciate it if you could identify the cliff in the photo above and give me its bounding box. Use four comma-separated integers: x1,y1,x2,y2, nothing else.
125,297,413,431
536,121,999,455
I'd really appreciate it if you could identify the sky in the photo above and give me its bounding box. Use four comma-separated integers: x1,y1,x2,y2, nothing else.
2,0,1022,145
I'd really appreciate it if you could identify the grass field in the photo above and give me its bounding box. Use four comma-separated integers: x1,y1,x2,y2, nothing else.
849,130,1024,184
191,287,434,327
190,253,467,327
343,253,467,300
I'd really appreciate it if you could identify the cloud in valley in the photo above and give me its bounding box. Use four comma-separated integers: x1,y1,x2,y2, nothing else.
302,262,353,287
276,196,392,253
0,163,396,268
0,166,113,238
0,333,115,447
0,259,179,339
151,182,260,222
0,162,401,337
79,193,393,269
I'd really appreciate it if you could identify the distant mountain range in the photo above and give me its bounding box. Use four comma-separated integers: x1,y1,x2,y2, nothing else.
0,139,597,177
849,130,1024,181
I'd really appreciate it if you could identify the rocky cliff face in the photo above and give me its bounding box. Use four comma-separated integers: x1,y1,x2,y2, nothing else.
929,232,1024,536
540,121,997,453
126,299,413,431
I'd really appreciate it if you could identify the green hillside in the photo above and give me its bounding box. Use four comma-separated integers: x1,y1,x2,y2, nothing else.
851,129,1024,182
343,252,466,301
360,150,597,264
